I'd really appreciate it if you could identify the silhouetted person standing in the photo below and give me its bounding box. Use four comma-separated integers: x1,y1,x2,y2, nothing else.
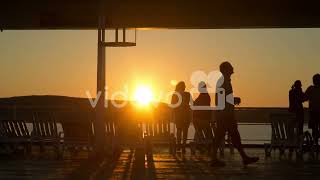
289,80,307,138
306,74,320,149
171,81,191,153
193,82,214,151
211,61,259,167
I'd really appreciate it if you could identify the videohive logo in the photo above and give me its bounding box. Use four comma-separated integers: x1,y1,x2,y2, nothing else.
85,70,235,110
188,70,235,110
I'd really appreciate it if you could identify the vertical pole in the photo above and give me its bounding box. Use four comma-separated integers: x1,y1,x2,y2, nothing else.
115,29,118,42
94,16,106,156
123,28,126,42
135,29,137,44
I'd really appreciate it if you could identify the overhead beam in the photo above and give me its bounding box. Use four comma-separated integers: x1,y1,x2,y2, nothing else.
1,0,320,30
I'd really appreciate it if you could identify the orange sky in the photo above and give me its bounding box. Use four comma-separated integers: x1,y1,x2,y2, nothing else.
1,29,320,107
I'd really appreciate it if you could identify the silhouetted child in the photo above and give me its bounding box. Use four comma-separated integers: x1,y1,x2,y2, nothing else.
171,81,191,153
193,82,214,152
306,74,320,150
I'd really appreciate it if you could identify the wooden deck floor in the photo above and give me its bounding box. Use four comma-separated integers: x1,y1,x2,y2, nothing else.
1,147,320,179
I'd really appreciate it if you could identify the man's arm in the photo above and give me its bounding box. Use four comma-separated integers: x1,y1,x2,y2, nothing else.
187,92,193,105
215,93,218,106
208,94,211,106
305,86,313,101
300,91,308,102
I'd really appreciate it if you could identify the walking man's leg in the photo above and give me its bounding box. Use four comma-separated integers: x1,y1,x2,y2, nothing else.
227,119,259,165
211,119,226,167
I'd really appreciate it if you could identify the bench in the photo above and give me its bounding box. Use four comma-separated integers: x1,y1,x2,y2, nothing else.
111,106,145,152
0,119,31,153
0,107,31,154
55,111,94,157
31,111,62,158
190,111,234,155
265,113,303,156
144,107,176,154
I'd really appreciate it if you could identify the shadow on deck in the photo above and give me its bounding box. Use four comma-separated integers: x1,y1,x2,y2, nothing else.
1,147,320,179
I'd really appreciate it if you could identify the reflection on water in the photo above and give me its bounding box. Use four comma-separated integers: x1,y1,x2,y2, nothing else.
166,123,274,144
26,123,310,145
179,124,272,144
178,124,311,145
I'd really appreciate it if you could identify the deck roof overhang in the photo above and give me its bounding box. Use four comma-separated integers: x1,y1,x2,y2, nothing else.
1,0,320,30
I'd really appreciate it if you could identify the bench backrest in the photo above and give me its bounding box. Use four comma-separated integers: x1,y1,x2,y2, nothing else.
55,111,94,141
270,113,296,141
144,108,173,138
0,119,30,138
105,118,116,137
32,111,58,138
0,107,30,138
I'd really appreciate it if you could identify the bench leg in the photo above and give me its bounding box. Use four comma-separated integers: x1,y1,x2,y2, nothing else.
24,143,32,157
189,142,196,155
53,141,63,160
219,140,225,157
145,136,152,155
170,134,176,155
264,143,272,157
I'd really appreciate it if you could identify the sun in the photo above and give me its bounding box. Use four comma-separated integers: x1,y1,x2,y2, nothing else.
133,85,154,106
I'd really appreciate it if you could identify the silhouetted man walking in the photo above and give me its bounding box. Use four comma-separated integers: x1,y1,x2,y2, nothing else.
211,61,259,167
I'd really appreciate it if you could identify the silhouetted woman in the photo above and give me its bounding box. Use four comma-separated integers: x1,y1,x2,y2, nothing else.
289,80,307,138
171,81,191,153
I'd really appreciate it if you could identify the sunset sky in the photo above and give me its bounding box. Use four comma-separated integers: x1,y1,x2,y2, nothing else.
1,29,320,107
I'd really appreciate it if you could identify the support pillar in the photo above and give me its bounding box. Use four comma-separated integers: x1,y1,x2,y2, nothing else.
94,16,107,156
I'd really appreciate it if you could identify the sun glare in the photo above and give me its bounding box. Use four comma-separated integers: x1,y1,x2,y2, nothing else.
134,85,154,106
